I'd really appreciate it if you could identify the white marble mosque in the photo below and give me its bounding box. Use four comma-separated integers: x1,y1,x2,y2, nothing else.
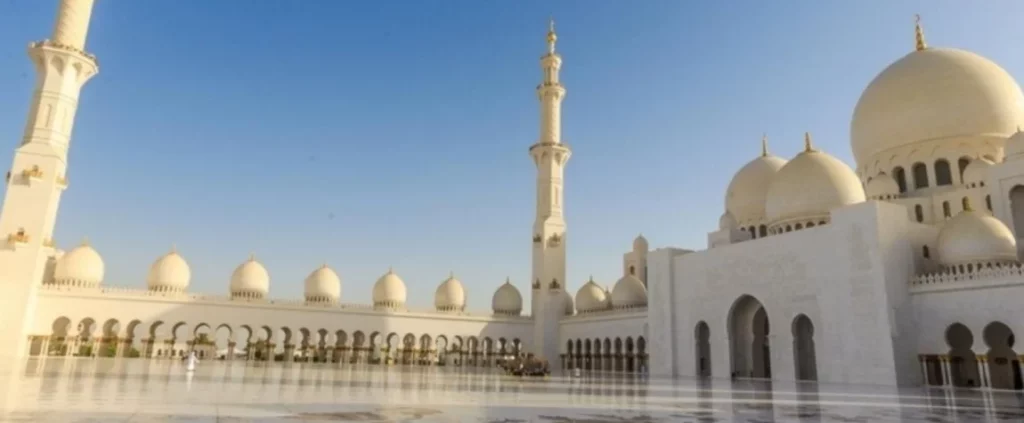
5,4,1024,416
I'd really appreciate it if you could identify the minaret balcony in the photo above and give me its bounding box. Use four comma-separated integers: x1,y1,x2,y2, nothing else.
21,165,43,181
6,228,29,248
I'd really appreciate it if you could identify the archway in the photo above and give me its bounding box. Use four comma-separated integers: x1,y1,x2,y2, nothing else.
983,322,1023,390
1011,185,1024,240
945,323,979,387
694,321,711,377
729,295,771,379
791,314,817,381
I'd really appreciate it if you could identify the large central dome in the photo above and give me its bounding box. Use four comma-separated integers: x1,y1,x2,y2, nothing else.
851,47,1024,166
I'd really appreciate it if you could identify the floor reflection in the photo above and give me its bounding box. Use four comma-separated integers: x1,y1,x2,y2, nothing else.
0,358,1022,422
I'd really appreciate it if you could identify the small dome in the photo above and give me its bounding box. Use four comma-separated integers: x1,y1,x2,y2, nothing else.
962,157,994,187
937,201,1018,268
719,211,737,230
611,274,647,309
561,289,574,316
434,273,466,312
575,277,610,313
372,268,407,309
765,136,865,227
304,264,341,304
851,47,1024,166
491,278,523,316
633,234,648,252
1005,128,1024,161
230,255,269,299
53,240,104,287
725,147,788,226
146,247,190,293
865,173,900,200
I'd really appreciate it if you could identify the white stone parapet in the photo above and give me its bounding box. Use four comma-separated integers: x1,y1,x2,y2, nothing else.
909,263,1024,293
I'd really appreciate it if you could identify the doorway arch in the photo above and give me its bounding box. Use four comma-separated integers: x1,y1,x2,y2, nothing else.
945,323,979,387
791,314,818,381
729,295,771,379
983,321,1023,390
694,321,711,377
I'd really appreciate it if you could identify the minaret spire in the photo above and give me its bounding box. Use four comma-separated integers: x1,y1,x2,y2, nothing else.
0,0,99,358
914,14,927,51
803,132,816,153
530,18,571,368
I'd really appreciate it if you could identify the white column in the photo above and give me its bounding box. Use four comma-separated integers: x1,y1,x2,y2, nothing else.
920,355,930,386
940,356,952,387
976,356,988,388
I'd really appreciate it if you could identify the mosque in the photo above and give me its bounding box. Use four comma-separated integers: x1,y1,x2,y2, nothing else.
3,1,1024,391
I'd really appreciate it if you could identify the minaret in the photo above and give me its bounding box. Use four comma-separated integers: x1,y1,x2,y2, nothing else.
530,18,571,366
0,0,99,356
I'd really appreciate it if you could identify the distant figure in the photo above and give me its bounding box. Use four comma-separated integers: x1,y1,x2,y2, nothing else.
185,351,199,372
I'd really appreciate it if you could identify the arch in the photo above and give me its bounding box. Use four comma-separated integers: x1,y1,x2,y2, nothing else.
49,317,72,356
728,295,771,379
335,330,348,347
1010,186,1024,239
914,204,924,222
934,159,952,186
986,195,992,211
352,331,366,348
791,314,818,381
893,166,907,193
958,157,971,183
942,201,951,218
694,321,711,377
911,162,928,189
961,197,970,212
983,321,1023,390
945,323,979,387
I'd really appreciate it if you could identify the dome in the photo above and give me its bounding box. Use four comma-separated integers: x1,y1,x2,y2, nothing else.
574,277,610,313
146,247,190,293
962,157,994,187
719,211,737,230
53,240,104,287
611,274,647,309
851,48,1024,166
372,268,407,309
491,278,523,316
1005,128,1024,161
561,289,574,316
937,201,1017,268
304,264,341,304
434,273,466,312
632,234,648,252
725,141,788,226
230,255,269,299
765,135,865,227
865,173,900,200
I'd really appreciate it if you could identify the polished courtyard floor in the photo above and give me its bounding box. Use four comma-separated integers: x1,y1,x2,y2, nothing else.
0,358,1022,422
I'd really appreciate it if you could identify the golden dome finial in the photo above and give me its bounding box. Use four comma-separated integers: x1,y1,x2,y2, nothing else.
170,243,177,254
804,132,816,152
914,14,927,51
546,17,557,54
80,236,90,247
761,134,769,157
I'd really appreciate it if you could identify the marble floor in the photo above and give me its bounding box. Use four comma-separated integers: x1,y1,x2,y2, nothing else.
0,358,1021,422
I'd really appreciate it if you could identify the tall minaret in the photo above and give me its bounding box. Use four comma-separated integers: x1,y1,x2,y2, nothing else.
530,19,571,366
0,0,99,356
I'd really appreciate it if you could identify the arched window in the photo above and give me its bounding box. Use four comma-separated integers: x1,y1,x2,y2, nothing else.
914,204,924,222
758,225,767,237
961,197,969,211
943,201,951,218
807,222,815,228
629,265,635,276
749,227,756,239
958,157,971,183
923,245,930,258
893,166,907,193
912,162,929,189
934,159,952,186
795,223,803,230
986,195,992,211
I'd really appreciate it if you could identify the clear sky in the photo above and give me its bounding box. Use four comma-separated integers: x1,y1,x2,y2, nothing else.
0,1,1022,311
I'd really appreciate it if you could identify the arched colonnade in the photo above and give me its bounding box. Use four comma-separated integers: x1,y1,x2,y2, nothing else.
920,321,1024,390
561,335,648,373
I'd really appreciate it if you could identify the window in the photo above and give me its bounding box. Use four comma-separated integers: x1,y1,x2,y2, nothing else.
914,204,924,222
943,201,951,218
749,227,756,239
629,265,635,276
986,195,992,211
962,197,969,211
912,162,929,189
934,159,952,186
958,157,971,183
893,167,907,193
923,245,930,258
758,225,767,237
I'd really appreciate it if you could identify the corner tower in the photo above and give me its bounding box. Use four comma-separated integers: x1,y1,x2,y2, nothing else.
0,0,99,356
530,19,571,366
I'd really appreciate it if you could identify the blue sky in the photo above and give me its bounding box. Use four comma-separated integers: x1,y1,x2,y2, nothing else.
0,1,1022,310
